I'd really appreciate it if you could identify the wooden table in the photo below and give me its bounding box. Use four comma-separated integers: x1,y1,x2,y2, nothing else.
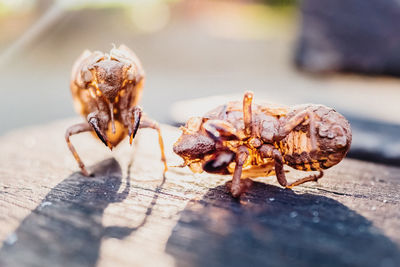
0,119,399,267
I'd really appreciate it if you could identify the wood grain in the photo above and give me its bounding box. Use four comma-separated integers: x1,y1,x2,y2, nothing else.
0,118,399,267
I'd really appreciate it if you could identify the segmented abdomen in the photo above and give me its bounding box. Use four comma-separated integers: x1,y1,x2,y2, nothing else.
278,131,323,171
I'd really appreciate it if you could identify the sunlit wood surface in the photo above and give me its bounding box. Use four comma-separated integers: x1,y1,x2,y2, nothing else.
0,119,399,267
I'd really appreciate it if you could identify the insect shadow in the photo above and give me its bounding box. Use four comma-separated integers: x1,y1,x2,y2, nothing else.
166,182,400,267
0,158,163,267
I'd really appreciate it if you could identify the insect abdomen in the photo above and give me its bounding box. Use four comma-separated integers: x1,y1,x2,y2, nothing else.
279,131,323,171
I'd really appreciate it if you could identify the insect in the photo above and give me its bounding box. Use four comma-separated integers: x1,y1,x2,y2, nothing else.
65,44,167,176
173,91,352,197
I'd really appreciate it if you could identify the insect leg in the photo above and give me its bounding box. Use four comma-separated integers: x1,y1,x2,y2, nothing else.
128,106,142,145
87,116,108,148
260,144,323,188
139,115,168,173
202,120,237,141
286,171,324,188
65,122,93,176
243,91,253,136
229,145,251,197
278,109,317,151
259,144,288,187
120,105,142,145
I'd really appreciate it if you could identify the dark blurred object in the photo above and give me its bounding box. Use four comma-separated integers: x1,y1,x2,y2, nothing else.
347,115,400,166
295,0,400,75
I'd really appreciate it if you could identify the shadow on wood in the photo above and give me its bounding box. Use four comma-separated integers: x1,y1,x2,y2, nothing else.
0,158,162,267
165,182,400,267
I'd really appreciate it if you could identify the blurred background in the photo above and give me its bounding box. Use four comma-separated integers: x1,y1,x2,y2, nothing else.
0,0,399,165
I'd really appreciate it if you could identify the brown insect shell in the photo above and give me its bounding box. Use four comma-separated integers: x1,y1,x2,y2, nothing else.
70,45,144,147
175,101,352,177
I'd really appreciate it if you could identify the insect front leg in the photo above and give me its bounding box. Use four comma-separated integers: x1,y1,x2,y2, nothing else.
65,122,93,176
127,106,142,145
229,145,252,198
277,108,317,151
202,120,237,141
87,112,111,149
139,115,168,173
120,104,142,145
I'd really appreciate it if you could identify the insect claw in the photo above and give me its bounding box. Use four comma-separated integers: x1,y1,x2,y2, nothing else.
127,107,141,146
128,127,139,146
88,117,109,147
96,132,108,147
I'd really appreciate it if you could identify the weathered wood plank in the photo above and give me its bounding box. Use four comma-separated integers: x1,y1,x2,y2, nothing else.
0,118,399,267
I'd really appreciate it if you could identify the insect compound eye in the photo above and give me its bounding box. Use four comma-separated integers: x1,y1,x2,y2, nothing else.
126,66,137,81
86,53,105,69
81,68,93,83
202,150,235,174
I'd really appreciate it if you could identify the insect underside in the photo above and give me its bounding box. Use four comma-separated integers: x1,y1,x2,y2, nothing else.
173,91,352,197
